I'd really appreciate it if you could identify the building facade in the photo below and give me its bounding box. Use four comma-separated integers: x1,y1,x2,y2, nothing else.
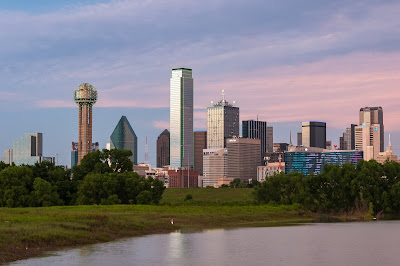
339,124,356,150
194,131,207,175
2,149,13,164
13,132,54,165
156,129,170,168
207,90,239,149
110,115,138,165
202,148,228,187
74,83,98,164
285,146,363,175
242,120,274,155
168,169,199,188
170,68,194,169
360,106,384,152
302,121,326,149
226,137,261,182
297,131,302,146
355,123,381,160
257,162,285,182
376,135,400,164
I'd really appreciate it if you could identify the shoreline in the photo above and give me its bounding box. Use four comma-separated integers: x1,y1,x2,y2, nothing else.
1,204,312,263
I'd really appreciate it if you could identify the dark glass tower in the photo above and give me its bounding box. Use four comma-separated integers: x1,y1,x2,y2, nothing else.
157,129,170,168
110,116,138,165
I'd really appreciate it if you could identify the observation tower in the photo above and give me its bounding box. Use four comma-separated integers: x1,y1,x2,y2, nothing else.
74,83,98,164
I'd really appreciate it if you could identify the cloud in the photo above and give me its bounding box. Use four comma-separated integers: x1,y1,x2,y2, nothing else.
152,120,169,130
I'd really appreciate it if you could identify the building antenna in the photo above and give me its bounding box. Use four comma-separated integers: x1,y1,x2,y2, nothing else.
145,136,149,164
290,130,292,146
221,89,225,101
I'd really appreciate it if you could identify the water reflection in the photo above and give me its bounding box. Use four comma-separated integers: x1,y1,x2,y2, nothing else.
11,221,400,266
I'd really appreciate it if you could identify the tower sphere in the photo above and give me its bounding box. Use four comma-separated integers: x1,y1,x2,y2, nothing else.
74,83,98,106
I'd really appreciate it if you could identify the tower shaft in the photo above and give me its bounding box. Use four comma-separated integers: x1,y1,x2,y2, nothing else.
78,104,93,164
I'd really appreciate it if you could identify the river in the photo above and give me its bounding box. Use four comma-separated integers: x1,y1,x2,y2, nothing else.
11,221,400,265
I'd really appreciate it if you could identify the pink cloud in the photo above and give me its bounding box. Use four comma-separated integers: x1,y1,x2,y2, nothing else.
152,120,169,130
194,52,400,131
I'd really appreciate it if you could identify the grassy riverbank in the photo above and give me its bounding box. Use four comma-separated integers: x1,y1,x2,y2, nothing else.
0,203,311,263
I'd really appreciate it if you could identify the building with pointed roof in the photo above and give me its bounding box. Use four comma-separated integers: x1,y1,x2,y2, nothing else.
157,129,170,168
376,134,400,164
110,116,138,165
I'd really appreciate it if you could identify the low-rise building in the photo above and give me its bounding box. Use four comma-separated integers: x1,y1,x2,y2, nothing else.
285,146,363,175
257,162,285,182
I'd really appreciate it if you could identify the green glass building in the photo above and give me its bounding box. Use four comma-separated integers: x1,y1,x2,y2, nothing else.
110,116,138,165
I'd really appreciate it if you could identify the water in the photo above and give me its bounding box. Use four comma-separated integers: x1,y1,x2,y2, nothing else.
12,221,400,265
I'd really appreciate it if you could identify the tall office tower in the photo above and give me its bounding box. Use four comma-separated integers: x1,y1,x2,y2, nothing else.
203,148,228,187
226,137,261,182
74,83,98,164
170,68,194,169
301,121,326,149
194,131,207,175
13,132,54,165
266,126,273,152
355,123,381,160
207,90,239,149
297,131,302,146
2,149,13,164
156,129,170,168
339,124,357,150
110,115,138,165
359,107,384,152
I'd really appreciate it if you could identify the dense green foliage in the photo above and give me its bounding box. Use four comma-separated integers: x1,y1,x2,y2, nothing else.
254,160,400,213
0,149,165,207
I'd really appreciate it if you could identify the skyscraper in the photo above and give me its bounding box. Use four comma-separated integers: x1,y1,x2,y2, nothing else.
355,123,381,160
226,137,261,182
157,129,170,168
339,124,357,150
110,115,138,165
2,149,13,164
207,90,239,149
13,132,54,165
203,148,228,187
301,121,326,149
170,68,194,169
194,131,207,175
74,83,98,164
297,131,302,146
359,107,384,152
242,119,273,162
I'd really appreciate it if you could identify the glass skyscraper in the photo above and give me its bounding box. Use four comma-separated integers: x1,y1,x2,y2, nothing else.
110,116,138,165
285,147,363,175
170,68,194,169
207,90,239,149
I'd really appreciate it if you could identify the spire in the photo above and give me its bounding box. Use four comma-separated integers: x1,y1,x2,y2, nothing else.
290,130,292,146
388,134,392,152
221,89,225,102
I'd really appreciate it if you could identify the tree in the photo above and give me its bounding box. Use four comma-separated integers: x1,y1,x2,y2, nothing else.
32,178,63,207
136,190,152,204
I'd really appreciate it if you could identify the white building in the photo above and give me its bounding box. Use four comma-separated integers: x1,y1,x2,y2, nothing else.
202,148,228,187
257,162,285,182
170,68,194,169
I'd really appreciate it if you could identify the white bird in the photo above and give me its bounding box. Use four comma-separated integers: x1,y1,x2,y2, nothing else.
171,219,174,224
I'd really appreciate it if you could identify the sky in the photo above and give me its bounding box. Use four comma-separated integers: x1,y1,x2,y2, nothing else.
0,0,399,167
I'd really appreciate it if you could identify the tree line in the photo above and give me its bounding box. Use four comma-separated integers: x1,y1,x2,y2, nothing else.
0,149,165,207
254,160,400,214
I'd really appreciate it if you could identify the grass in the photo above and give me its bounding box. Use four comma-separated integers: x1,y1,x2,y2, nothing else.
0,188,313,263
161,187,254,205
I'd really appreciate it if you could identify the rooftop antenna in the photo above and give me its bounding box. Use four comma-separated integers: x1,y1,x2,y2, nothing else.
221,89,225,101
145,136,149,164
290,130,292,146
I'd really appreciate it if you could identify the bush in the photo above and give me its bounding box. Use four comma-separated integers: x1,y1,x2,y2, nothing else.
136,190,152,204
184,194,193,201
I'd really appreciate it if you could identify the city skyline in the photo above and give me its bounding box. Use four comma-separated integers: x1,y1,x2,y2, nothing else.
1,0,400,167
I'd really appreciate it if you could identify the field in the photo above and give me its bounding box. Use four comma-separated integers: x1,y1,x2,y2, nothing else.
0,188,312,263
